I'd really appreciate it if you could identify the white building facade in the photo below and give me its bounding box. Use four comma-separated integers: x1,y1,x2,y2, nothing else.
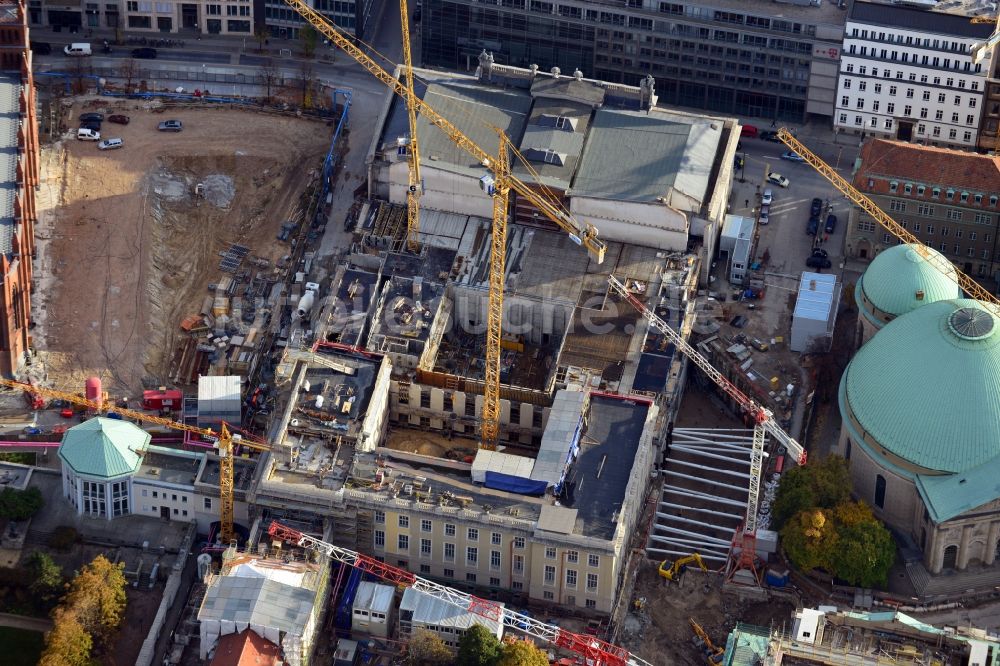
833,1,993,150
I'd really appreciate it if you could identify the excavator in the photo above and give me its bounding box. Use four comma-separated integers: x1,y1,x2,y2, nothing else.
658,553,708,582
689,618,724,665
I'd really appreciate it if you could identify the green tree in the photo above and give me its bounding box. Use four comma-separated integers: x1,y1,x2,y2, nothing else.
40,607,92,666
780,508,837,572
0,486,44,520
26,551,63,602
63,555,126,646
457,624,503,666
828,501,896,588
498,639,549,666
405,628,452,666
299,25,318,58
771,455,851,529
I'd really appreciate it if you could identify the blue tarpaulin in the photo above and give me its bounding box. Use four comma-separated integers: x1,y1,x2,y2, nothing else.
484,472,548,496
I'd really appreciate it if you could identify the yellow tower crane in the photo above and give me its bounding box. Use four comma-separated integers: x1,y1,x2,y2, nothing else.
776,128,1000,314
0,378,269,543
399,0,422,251
281,0,607,450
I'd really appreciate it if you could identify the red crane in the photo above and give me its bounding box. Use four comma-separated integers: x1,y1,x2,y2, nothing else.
266,521,651,666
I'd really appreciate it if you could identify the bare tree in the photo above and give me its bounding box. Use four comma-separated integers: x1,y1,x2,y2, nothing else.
253,25,269,53
260,58,279,105
297,60,315,108
119,58,140,92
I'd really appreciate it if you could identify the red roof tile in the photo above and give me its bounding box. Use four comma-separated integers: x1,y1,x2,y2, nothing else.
853,139,1000,198
210,629,284,666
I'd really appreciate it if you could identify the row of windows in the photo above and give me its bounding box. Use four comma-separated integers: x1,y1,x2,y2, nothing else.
142,505,189,517
841,81,977,107
373,530,601,567
886,187,999,208
400,562,599,606
849,28,969,54
839,99,976,126
838,113,973,142
846,43,973,72
842,63,981,88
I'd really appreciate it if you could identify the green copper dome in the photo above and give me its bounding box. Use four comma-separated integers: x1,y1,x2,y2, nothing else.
58,417,150,478
841,299,1000,473
857,244,960,320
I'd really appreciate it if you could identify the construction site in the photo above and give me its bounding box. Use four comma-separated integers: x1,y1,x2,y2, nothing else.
33,99,335,395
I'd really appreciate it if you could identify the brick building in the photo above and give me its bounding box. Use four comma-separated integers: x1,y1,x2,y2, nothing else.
0,1,38,376
847,139,1000,288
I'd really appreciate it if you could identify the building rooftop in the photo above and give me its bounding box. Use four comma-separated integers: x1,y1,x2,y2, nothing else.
367,274,445,356
200,576,315,638
794,272,837,323
917,456,1000,523
328,268,379,346
0,72,21,257
849,0,997,35
571,108,722,206
856,244,960,322
209,629,282,666
353,582,394,613
389,73,532,178
58,417,151,479
854,139,1000,197
136,446,203,486
557,395,649,540
294,360,377,435
840,298,1000,474
199,456,257,492
400,588,504,635
513,97,591,190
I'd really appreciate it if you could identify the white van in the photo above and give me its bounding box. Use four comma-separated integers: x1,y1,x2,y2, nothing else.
97,137,122,150
77,128,100,141
63,43,92,57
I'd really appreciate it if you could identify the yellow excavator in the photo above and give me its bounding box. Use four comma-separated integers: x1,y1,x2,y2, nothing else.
658,553,708,581
689,617,724,664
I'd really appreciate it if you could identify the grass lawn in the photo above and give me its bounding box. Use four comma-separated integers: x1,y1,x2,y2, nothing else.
0,626,45,665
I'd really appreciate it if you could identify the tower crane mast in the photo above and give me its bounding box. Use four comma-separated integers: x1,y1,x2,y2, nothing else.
399,0,422,252
280,0,606,450
775,129,1000,315
266,521,651,666
0,378,269,543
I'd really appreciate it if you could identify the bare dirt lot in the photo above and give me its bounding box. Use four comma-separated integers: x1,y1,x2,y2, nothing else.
36,100,331,395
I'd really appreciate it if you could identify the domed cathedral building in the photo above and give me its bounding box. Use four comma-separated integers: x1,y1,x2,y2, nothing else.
854,244,959,345
836,296,1000,574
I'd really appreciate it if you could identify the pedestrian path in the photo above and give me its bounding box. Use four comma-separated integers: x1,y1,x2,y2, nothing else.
0,611,52,633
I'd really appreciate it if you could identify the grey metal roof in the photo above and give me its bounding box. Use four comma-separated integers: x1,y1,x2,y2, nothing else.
794,272,837,323
572,108,720,205
849,0,995,37
400,588,504,634
199,575,315,635
530,390,586,486
0,72,20,256
416,78,532,177
352,582,394,613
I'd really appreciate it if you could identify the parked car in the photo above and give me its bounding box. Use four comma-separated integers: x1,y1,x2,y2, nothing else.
63,43,92,57
77,127,100,141
741,124,759,138
157,119,183,132
131,47,158,59
807,216,819,235
29,41,51,55
781,150,806,163
759,206,770,225
761,188,773,206
98,137,124,151
806,255,832,269
811,247,829,259
759,130,782,142
766,172,789,188
825,214,837,233
79,121,101,132
810,197,823,217
79,112,104,122
108,114,130,125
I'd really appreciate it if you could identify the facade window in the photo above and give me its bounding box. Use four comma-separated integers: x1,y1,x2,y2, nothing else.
889,181,898,193
586,599,597,609
917,204,934,216
444,523,456,536
490,550,501,570
204,497,212,509
843,79,851,90
926,225,935,235
887,103,895,113
543,591,554,600
949,129,957,139
906,88,914,98
889,86,896,96
513,554,524,574
854,116,863,126
912,223,921,232
467,547,478,566
375,510,385,523
935,110,944,120
951,113,960,123
566,570,578,588
420,564,431,574
904,105,912,116
947,189,955,200
490,577,501,587
544,565,556,585
589,554,600,567
398,515,409,528
856,99,865,110
512,581,524,590
444,568,454,578
947,210,964,221
967,115,976,125
885,119,893,129
491,532,502,545
545,547,557,559
398,534,409,551
468,528,479,541
933,127,941,137
904,183,912,194
920,108,928,119
961,192,969,203
971,232,978,240
917,185,926,196
444,543,455,561
586,573,599,592
841,95,849,106
889,199,906,212
938,93,946,103
374,530,385,548
421,539,432,556
421,519,432,532
567,550,579,564
859,81,867,91
466,573,477,583
976,214,993,224
514,536,525,549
